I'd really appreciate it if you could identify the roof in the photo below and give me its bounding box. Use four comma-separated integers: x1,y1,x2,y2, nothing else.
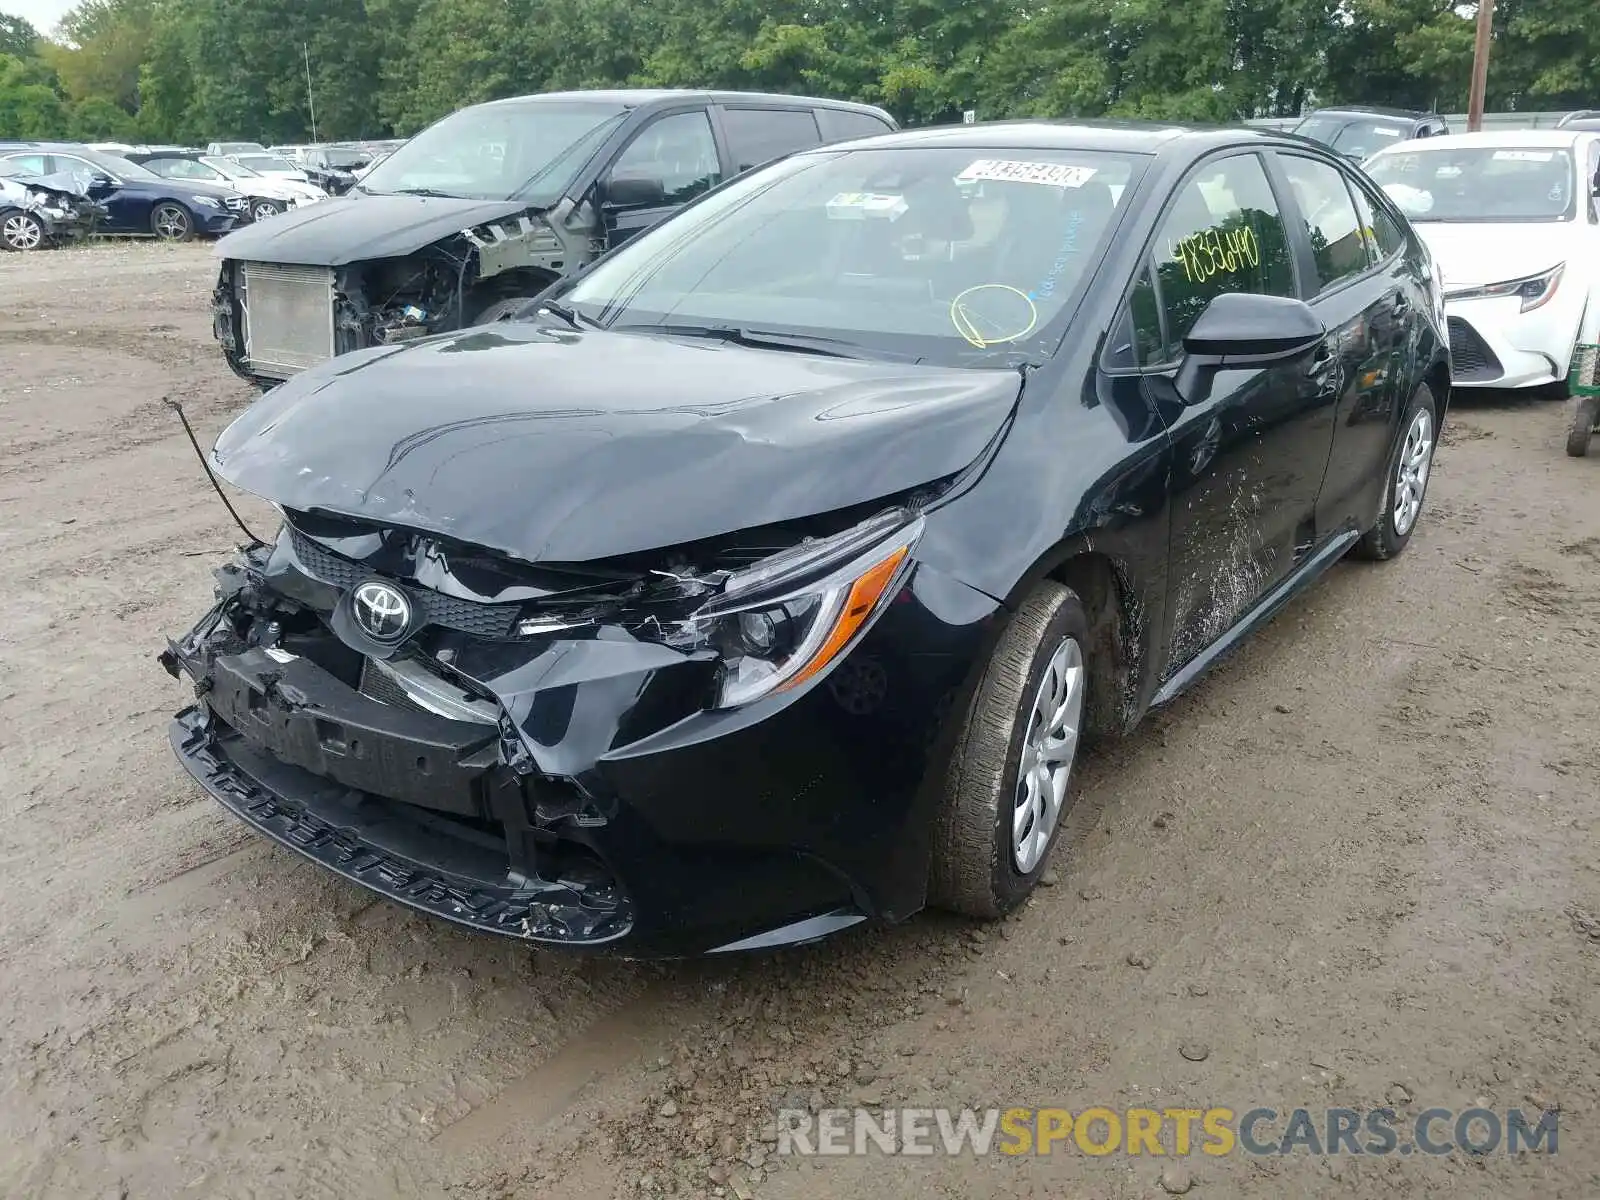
1368,129,1594,152
1300,106,1436,120
479,89,890,117
806,118,1290,155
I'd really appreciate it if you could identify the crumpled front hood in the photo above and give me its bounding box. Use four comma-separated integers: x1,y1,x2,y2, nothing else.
212,192,535,265
211,324,1020,563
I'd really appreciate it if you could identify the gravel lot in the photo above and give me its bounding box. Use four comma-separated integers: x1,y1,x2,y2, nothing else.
2,242,1598,1200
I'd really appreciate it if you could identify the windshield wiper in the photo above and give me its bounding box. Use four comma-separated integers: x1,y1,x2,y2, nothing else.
534,300,600,331
615,323,872,360
381,186,463,199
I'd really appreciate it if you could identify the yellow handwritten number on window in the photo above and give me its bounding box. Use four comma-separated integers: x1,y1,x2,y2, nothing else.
1171,225,1261,285
950,284,1040,349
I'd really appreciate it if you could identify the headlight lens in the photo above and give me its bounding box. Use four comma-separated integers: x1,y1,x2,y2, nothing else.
689,511,922,708
1444,263,1564,312
191,195,221,208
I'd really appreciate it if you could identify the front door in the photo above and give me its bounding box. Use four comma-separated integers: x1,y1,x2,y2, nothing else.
1138,151,1339,672
600,108,723,249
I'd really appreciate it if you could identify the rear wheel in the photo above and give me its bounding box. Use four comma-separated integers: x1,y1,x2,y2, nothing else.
151,202,193,242
1567,394,1600,458
1,210,45,251
930,582,1090,918
1354,383,1438,561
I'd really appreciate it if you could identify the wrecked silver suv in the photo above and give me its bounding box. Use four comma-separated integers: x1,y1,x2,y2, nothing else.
209,88,896,388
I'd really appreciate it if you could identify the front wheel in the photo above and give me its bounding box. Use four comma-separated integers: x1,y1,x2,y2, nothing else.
151,202,193,242
1,210,45,251
250,198,283,222
930,581,1090,918
472,296,538,326
1354,383,1438,561
1567,394,1600,458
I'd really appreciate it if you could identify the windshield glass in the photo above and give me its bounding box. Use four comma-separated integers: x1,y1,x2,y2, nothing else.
79,150,157,181
358,100,628,201
563,146,1144,368
1367,146,1577,221
317,148,367,168
202,156,259,179
234,155,297,173
1295,116,1414,160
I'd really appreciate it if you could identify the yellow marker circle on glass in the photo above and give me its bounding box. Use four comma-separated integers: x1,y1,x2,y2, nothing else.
950,284,1039,348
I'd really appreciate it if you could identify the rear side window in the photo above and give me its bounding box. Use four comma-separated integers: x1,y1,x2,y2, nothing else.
3,153,49,174
1144,153,1296,365
817,108,895,145
1278,155,1371,293
722,108,822,174
1348,179,1408,262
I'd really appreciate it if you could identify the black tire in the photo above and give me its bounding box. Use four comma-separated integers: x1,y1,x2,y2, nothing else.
1567,394,1600,458
250,198,284,222
151,202,194,243
1354,383,1439,561
472,296,538,326
1,209,46,251
930,581,1090,918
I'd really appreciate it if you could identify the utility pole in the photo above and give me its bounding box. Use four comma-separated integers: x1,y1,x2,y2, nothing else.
304,42,319,142
1467,0,1494,132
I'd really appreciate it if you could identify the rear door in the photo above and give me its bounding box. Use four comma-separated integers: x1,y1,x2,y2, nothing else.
1270,151,1409,536
1131,151,1336,671
713,105,822,176
599,107,723,249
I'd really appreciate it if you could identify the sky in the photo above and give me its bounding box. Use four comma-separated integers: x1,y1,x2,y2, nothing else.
6,0,76,35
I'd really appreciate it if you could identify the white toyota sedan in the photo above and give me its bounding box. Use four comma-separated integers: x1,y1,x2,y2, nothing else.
1364,130,1600,393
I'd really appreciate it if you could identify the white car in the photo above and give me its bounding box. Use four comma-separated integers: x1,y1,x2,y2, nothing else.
225,152,320,188
198,157,325,208
1365,130,1600,393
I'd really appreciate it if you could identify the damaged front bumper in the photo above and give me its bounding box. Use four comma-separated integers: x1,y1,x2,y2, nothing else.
161,524,998,956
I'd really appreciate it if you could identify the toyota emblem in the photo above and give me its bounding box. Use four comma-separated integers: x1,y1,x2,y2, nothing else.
352,580,412,643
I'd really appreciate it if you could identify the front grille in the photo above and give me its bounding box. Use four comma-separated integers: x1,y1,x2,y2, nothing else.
224,196,249,211
240,262,335,380
288,527,521,639
1447,316,1503,383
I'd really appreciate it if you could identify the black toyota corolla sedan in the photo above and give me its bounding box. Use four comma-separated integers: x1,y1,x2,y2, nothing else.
161,121,1448,956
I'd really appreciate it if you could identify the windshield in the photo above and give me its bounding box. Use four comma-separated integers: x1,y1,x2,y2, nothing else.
562,146,1143,368
78,150,157,181
1295,115,1414,159
1366,147,1577,222
201,156,259,179
317,148,368,168
358,100,628,202
234,155,297,173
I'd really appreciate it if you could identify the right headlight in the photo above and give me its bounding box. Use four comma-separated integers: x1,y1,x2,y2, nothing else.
1444,262,1565,313
687,510,923,708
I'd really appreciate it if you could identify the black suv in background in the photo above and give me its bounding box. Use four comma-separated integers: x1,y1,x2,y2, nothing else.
211,88,898,388
1292,106,1449,161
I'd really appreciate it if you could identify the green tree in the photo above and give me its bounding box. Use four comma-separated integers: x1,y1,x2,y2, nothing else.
0,11,39,58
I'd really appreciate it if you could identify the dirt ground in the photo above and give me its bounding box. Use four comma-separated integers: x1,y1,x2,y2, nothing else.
2,241,1598,1200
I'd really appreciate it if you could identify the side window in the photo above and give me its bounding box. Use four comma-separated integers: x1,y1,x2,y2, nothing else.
1278,154,1371,293
817,109,895,144
722,107,821,174
1146,153,1296,364
1348,178,1407,262
4,153,49,174
608,110,722,207
1105,268,1164,370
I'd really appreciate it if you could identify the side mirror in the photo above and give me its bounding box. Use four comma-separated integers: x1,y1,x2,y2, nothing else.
1175,292,1325,405
87,171,115,190
603,174,667,210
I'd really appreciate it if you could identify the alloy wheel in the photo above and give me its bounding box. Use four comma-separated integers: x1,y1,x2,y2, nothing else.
252,200,280,222
153,204,191,241
1012,636,1085,874
1393,407,1434,537
2,213,43,250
